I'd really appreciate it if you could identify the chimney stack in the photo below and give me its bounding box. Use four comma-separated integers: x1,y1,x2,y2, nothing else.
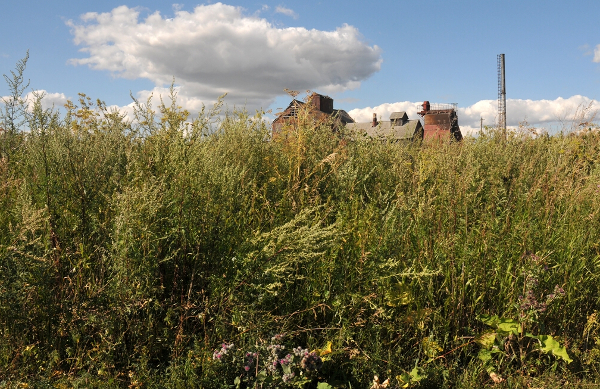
372,113,378,127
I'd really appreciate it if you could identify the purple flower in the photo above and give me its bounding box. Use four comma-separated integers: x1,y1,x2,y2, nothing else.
271,334,285,342
293,346,307,357
282,372,295,383
212,342,234,361
280,354,293,365
300,352,323,371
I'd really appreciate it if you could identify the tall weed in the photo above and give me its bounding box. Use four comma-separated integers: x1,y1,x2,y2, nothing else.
2,62,600,386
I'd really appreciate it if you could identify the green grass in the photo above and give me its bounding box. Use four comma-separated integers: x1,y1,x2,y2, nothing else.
3,63,600,387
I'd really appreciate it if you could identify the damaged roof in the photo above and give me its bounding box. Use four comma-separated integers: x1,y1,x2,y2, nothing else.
346,118,423,141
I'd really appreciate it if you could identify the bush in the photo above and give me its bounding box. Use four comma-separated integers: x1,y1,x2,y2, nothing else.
2,57,600,387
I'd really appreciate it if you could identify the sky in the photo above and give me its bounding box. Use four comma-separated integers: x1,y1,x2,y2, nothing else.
2,0,600,135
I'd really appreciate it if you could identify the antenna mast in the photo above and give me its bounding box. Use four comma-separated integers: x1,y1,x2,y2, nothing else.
497,54,506,133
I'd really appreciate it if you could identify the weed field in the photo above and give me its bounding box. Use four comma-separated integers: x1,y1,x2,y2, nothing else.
2,66,600,387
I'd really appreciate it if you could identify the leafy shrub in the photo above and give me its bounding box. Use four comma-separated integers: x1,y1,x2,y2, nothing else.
2,55,600,388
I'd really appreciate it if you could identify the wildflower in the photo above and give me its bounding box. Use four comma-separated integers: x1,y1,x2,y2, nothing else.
293,346,307,357
280,354,293,365
524,273,539,290
212,343,234,361
282,372,295,383
300,352,323,371
245,352,257,363
271,334,285,342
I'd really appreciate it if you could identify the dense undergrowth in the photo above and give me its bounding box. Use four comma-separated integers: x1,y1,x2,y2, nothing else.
2,58,600,388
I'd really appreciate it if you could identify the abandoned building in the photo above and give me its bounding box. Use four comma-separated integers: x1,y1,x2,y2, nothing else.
272,93,354,135
345,111,424,141
417,101,463,141
273,94,463,142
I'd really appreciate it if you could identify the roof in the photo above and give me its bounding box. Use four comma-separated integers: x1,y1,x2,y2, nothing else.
332,109,355,124
389,112,408,121
346,120,422,140
273,98,355,124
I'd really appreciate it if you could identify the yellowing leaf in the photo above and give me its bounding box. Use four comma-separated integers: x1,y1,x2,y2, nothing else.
478,314,520,335
319,341,332,356
475,332,497,349
477,349,493,362
396,374,411,388
538,335,573,363
496,318,520,335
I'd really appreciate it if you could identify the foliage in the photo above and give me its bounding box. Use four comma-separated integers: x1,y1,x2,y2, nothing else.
211,334,331,388
3,56,600,388
474,252,571,383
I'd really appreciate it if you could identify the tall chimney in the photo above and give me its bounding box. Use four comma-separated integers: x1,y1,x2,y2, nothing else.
498,54,506,134
372,113,378,127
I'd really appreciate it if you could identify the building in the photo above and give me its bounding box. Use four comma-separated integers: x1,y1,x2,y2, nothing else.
272,93,354,135
273,95,462,143
417,101,463,141
345,111,424,141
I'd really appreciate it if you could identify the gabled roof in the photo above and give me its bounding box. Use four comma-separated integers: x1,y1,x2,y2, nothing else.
273,97,354,124
389,112,408,121
276,99,305,119
346,120,422,140
332,109,355,124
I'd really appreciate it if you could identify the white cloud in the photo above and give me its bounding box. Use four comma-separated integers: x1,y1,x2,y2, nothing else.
594,44,600,63
67,4,382,113
32,90,69,110
1,90,69,112
348,101,421,123
348,95,600,135
275,6,298,19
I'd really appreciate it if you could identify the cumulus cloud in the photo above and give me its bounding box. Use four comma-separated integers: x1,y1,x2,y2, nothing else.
594,44,600,63
275,6,298,19
348,95,600,136
1,90,69,112
67,3,382,113
348,101,422,123
31,90,70,110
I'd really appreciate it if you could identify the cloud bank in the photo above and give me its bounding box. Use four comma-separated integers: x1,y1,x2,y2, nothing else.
67,3,382,112
30,91,69,111
1,90,69,112
348,95,600,135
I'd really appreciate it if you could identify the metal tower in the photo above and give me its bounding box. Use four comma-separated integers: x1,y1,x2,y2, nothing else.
497,54,506,132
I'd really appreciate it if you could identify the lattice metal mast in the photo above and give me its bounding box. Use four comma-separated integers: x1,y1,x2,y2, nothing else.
497,54,506,131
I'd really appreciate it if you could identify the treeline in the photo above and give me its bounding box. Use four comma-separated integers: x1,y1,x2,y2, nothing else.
2,60,600,388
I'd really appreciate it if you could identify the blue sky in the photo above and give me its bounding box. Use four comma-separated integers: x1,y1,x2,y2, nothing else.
2,0,600,134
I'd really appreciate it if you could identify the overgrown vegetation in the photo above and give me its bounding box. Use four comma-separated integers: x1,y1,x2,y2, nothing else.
2,56,600,388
